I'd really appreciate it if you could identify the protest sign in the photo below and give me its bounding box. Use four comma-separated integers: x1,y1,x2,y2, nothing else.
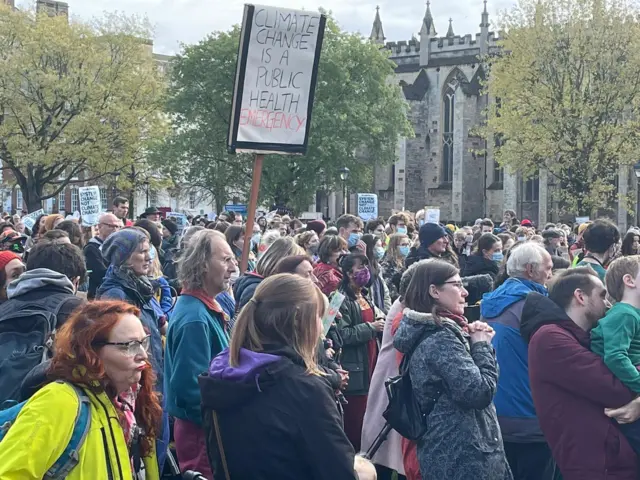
425,206,441,224
225,204,248,218
357,194,378,221
167,212,188,232
227,5,326,154
22,209,45,230
575,216,590,224
321,291,345,337
78,186,101,227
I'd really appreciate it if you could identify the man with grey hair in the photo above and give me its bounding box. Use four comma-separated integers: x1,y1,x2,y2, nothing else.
84,212,121,299
164,229,237,478
480,241,554,480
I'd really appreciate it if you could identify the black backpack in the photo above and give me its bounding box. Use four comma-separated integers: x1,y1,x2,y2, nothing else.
0,296,76,406
383,327,444,441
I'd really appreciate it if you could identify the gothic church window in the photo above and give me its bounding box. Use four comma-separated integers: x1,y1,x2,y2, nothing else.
442,79,458,183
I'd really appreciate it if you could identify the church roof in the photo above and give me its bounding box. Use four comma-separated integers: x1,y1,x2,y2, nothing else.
401,69,430,101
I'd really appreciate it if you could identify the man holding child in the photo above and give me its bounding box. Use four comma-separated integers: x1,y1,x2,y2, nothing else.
522,262,640,480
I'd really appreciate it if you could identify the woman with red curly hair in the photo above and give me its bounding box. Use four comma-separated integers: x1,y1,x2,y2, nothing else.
0,300,162,480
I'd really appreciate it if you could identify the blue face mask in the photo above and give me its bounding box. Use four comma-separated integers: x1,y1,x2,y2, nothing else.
399,245,410,257
348,232,361,248
374,246,385,260
492,251,504,263
397,226,407,235
149,245,157,261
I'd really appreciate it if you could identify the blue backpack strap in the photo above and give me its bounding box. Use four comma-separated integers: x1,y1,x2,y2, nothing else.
0,400,28,441
43,381,92,480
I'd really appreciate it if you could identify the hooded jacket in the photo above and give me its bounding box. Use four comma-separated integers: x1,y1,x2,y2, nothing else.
0,381,159,480
393,310,512,480
97,266,164,389
521,293,637,480
84,236,107,300
198,346,356,480
0,268,84,328
313,262,343,296
461,255,499,279
480,277,548,443
232,272,263,312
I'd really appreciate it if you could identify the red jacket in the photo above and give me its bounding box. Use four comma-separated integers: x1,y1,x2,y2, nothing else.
313,262,343,296
521,293,638,480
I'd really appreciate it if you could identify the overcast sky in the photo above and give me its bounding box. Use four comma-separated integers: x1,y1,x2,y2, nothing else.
20,0,516,55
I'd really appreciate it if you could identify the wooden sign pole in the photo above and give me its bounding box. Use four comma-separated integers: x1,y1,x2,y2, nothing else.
240,153,264,273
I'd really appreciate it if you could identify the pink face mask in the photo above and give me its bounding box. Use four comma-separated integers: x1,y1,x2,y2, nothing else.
353,268,371,287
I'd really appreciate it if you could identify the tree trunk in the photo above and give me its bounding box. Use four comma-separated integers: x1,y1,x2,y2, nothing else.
215,196,225,216
22,184,42,214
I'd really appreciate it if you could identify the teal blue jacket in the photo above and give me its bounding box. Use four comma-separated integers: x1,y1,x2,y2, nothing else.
165,294,230,425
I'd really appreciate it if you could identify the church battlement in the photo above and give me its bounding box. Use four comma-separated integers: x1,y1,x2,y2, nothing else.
372,2,500,65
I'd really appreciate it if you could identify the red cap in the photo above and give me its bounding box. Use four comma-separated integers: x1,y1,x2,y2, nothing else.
521,219,533,227
0,251,21,271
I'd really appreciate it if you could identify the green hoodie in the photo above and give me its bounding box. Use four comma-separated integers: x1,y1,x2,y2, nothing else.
591,302,640,393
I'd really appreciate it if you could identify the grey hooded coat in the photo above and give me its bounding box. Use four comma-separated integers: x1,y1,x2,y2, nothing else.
393,309,512,480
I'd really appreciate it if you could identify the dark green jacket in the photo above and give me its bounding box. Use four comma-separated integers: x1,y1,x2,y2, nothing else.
337,288,377,396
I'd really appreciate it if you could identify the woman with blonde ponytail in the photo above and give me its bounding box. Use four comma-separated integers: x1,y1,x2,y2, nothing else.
199,274,358,480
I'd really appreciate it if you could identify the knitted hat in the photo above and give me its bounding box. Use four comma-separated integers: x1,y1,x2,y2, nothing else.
44,214,64,232
419,223,448,247
445,224,456,233
306,220,326,236
0,251,21,271
521,219,533,227
162,219,179,236
578,222,591,235
102,229,148,267
542,229,562,240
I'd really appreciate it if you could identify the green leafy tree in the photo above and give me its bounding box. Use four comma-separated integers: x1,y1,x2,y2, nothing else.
0,6,167,212
162,15,412,213
486,0,640,216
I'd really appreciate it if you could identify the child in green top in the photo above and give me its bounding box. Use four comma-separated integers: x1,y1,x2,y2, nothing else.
591,255,640,453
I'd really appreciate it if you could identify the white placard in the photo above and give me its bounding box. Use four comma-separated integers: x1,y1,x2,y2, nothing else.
357,194,378,221
228,5,326,154
22,209,45,230
575,216,590,224
425,207,440,224
78,186,101,226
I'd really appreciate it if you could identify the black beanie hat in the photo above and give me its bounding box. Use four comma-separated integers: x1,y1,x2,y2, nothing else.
419,223,448,247
162,219,179,236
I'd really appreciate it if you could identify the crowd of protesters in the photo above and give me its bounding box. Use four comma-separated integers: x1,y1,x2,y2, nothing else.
1,197,640,480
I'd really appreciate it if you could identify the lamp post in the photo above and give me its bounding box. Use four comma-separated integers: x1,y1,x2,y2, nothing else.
110,171,120,198
340,167,350,215
144,180,150,209
634,163,640,227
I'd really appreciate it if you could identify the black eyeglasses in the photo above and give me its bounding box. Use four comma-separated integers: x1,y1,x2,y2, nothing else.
94,335,151,356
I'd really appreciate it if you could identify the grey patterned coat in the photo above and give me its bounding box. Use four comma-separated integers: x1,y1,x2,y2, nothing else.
393,309,513,480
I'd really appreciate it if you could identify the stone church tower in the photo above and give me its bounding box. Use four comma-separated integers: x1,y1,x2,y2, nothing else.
369,3,635,228
371,2,510,223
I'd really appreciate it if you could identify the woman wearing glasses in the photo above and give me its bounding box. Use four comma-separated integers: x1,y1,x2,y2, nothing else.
0,300,162,479
393,259,512,480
